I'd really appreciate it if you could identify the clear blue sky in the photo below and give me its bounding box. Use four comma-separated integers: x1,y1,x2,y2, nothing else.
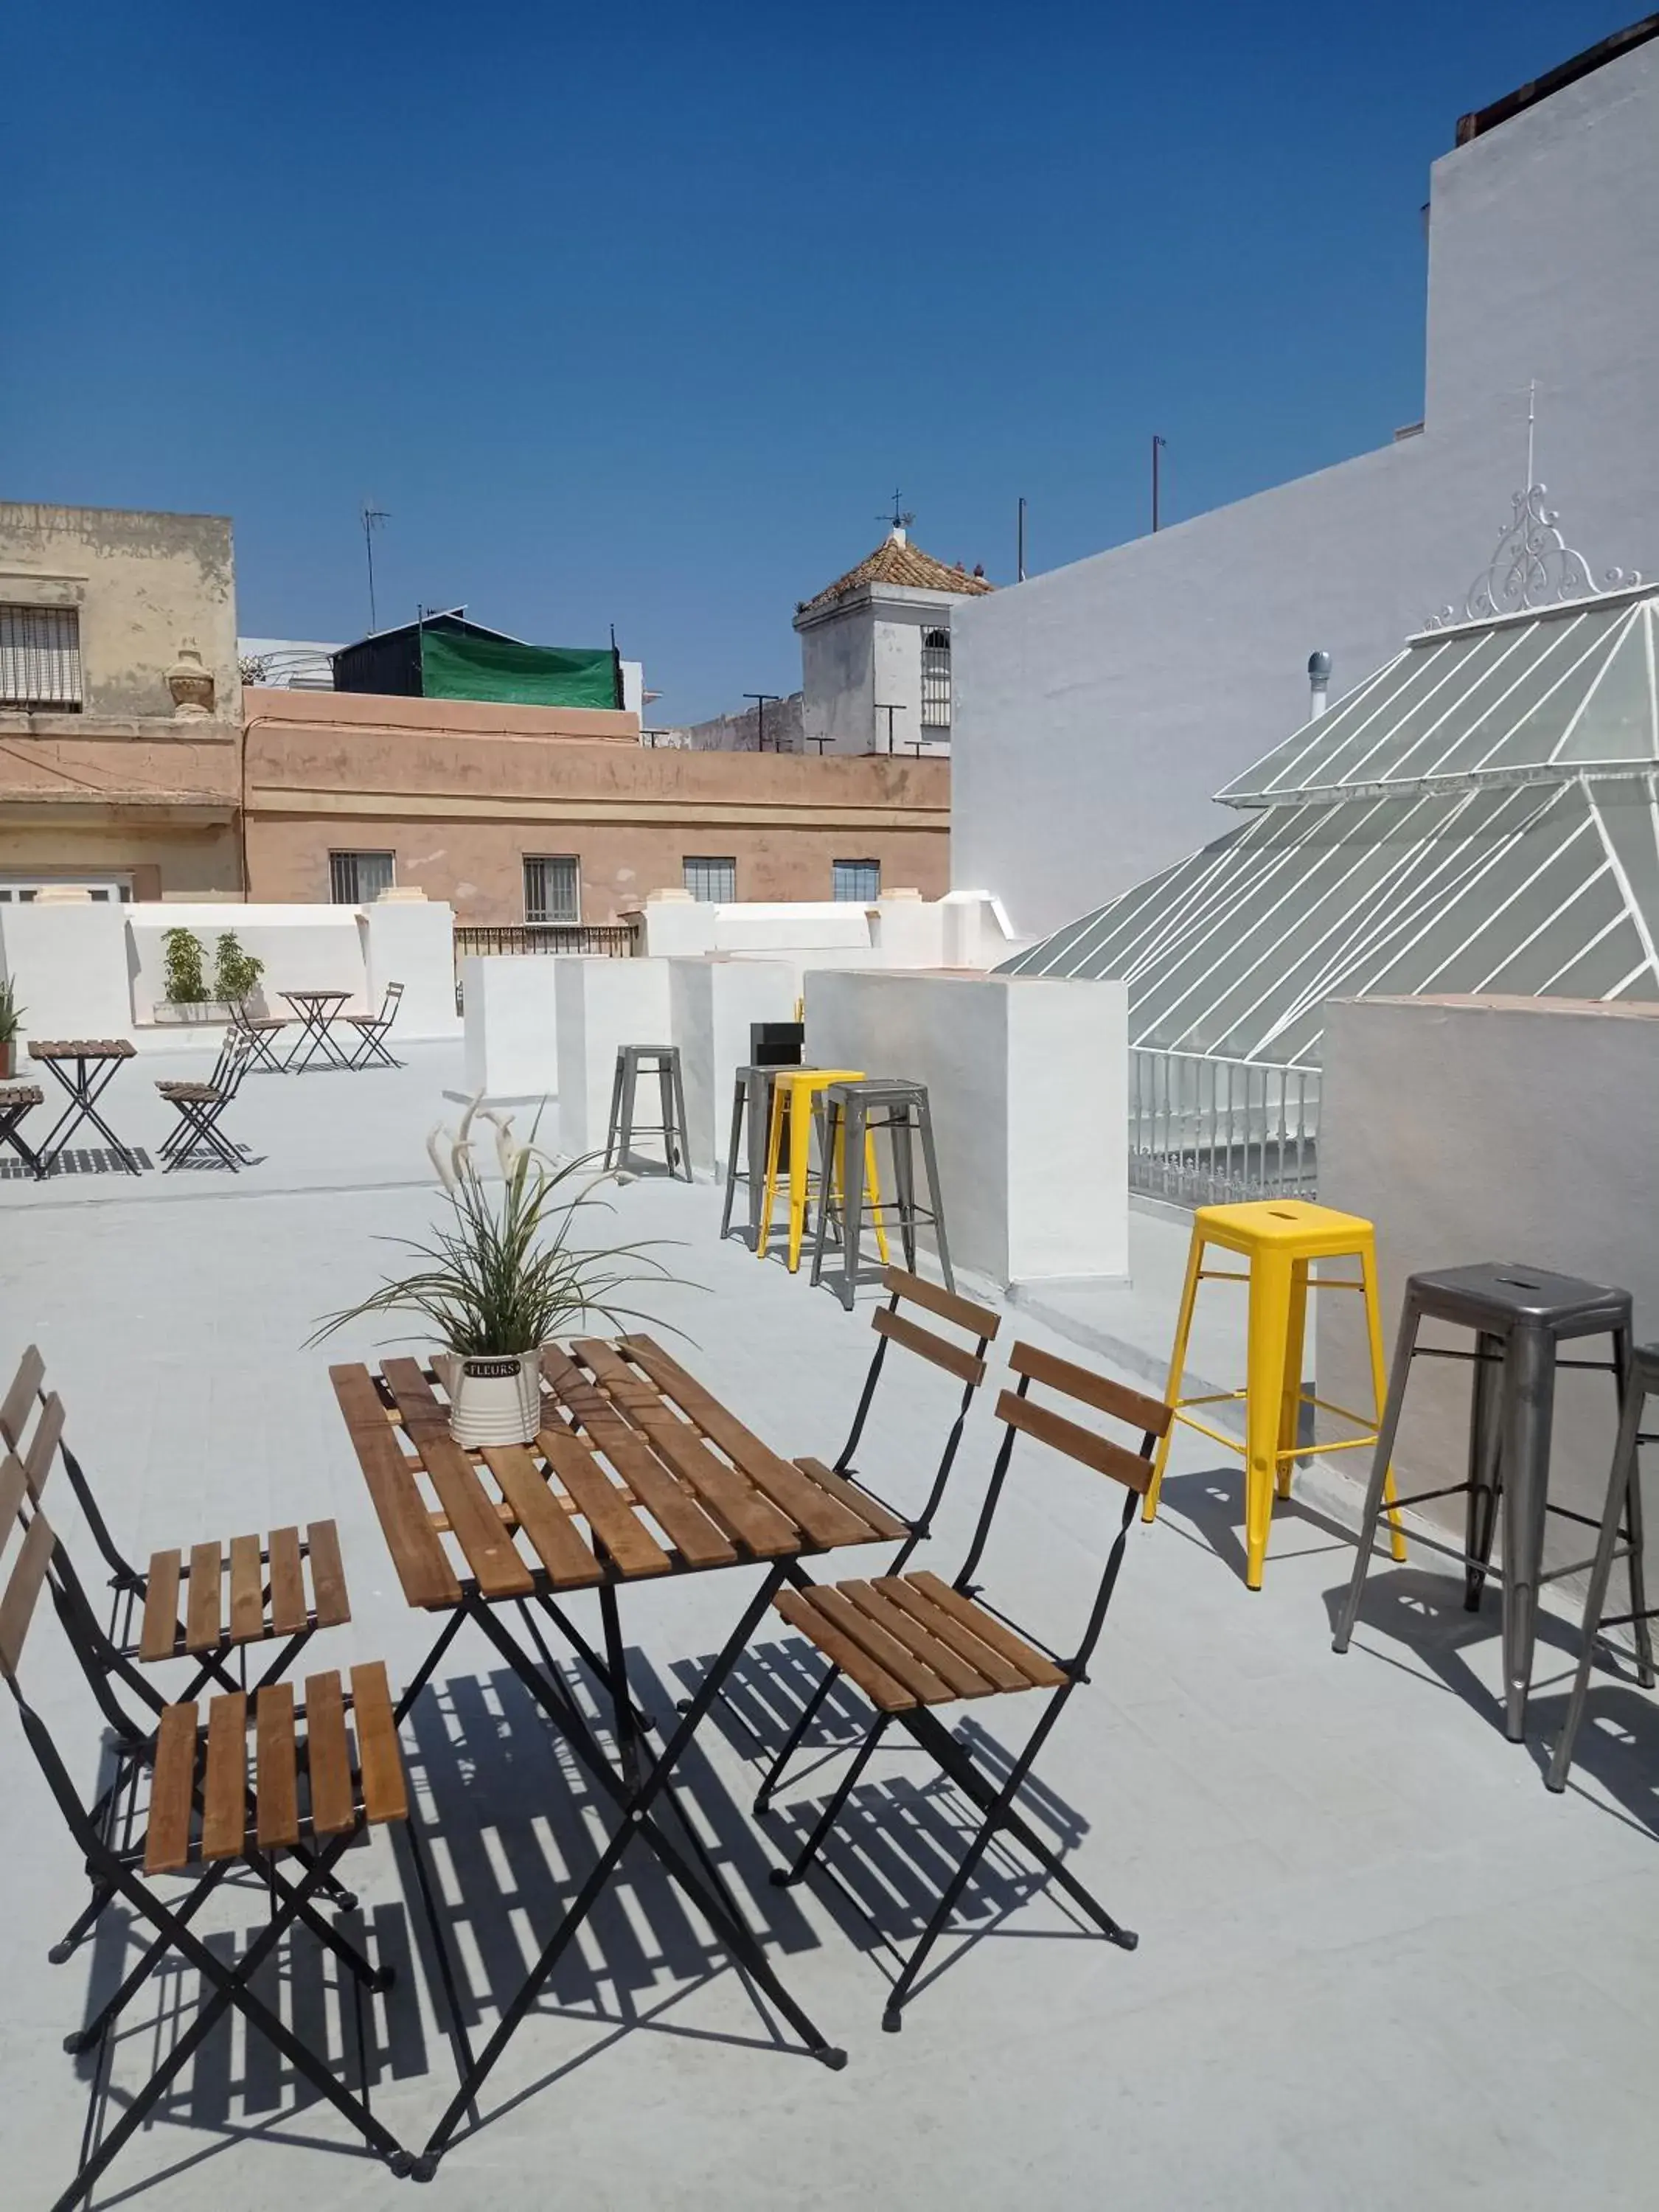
5,1,1638,723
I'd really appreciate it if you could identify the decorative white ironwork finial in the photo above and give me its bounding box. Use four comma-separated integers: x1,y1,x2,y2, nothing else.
1425,485,1642,630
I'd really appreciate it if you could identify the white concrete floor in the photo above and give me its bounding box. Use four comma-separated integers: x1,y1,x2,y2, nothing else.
0,1046,1654,2211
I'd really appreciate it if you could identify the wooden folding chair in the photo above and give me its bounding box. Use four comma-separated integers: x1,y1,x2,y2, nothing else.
156,1023,254,1171
341,979,404,1070
751,1264,1001,1812
766,1338,1166,2029
0,1476,414,2208
232,997,291,1074
1,1346,354,1962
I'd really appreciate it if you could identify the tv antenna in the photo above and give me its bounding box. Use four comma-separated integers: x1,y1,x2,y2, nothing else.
879,488,915,532
361,501,389,631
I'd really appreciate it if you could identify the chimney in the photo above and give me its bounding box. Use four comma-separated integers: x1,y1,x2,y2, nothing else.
1307,649,1331,719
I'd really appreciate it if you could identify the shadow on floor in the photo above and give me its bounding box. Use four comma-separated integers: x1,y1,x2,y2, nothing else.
1150,1461,1359,1586
1323,1559,1659,1836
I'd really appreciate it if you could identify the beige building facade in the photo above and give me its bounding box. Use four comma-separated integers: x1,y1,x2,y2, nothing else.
0,502,242,900
243,688,947,919
0,500,948,917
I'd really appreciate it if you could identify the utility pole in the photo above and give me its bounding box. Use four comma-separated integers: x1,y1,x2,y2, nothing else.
743,692,781,751
1150,437,1166,533
1017,495,1027,582
361,502,389,631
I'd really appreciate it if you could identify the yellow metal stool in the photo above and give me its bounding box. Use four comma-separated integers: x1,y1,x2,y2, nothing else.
757,1068,888,1274
1144,1199,1407,1590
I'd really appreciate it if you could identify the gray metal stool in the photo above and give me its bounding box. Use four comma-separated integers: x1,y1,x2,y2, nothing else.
603,1044,692,1180
719,1064,782,1248
810,1078,952,1310
1547,1338,1656,1792
1334,1261,1632,1745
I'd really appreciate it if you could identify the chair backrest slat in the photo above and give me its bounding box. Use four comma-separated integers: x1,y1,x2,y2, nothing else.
0,1345,44,1453
0,1453,28,1548
872,1305,986,1388
882,1266,999,1341
0,1509,55,1680
995,1389,1154,1495
23,1391,63,1498
1008,1340,1171,1439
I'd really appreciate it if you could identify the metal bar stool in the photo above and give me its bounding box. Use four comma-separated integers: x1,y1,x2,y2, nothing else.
719,1065,783,1249
1548,1339,1657,1791
1145,1200,1405,1590
603,1045,692,1181
810,1079,953,1310
756,1068,886,1273
1332,1261,1633,1747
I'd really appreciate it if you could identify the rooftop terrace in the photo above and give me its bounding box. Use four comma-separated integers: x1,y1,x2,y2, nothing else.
0,1044,1652,2209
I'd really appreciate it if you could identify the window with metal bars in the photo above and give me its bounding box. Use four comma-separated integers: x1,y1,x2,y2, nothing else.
832,859,880,902
524,854,581,925
683,855,737,903
920,627,951,728
328,849,395,903
0,605,83,711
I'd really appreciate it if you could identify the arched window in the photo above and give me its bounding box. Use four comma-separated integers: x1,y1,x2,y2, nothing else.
920,627,951,728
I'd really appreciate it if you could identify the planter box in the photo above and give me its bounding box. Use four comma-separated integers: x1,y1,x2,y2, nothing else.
152,1000,237,1026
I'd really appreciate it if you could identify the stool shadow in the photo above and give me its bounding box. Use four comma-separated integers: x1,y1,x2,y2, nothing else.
676,1640,1102,1969
1318,1559,1608,1747
1152,1462,1357,1587
1520,1678,1659,1837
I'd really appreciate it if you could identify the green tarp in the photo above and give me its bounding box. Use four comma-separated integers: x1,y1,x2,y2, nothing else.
418,627,619,709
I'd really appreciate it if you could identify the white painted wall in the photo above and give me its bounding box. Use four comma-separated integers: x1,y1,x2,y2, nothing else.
362,897,462,1039
796,576,981,756
552,956,673,1158
668,958,799,1176
1317,994,1659,1583
633,891,1020,970
804,969,1127,1287
0,897,131,1048
462,957,560,1099
954,41,1659,939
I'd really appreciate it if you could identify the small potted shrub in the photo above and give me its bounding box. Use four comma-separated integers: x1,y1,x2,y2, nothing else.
309,1101,680,1448
159,926,215,1023
0,976,22,1079
213,931,265,1012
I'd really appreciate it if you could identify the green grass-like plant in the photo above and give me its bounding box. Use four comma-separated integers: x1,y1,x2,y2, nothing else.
307,1100,684,1357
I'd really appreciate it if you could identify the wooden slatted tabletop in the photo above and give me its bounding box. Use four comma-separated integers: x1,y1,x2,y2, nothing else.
332,1335,900,1611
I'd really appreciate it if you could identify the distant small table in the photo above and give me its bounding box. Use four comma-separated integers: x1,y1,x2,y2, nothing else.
0,1082,43,1175
27,1040,142,1176
281,989,354,1073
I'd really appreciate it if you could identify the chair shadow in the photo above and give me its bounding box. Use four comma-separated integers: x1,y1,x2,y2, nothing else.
675,1638,1105,1974
1318,1557,1659,1835
1152,1461,1358,1586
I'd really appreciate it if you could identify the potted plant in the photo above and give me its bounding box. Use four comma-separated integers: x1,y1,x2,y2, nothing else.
308,1101,681,1448
0,976,21,1079
213,931,265,1012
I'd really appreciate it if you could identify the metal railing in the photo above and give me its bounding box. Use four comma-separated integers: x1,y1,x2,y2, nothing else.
453,922,636,1012
455,922,636,959
1129,1047,1319,1206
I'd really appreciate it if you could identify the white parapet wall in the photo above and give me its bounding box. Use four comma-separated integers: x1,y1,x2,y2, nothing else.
462,956,562,1100
553,956,674,1158
804,968,1128,1287
669,957,799,1176
1317,993,1659,1578
633,888,1023,970
0,893,462,1051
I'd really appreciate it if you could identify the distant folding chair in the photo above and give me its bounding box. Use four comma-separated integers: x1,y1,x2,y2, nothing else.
766,1339,1165,2030
0,1079,43,1175
156,1023,254,1170
341,979,404,1070
0,1478,414,2207
1,1346,355,1964
751,1265,1001,1812
232,996,291,1074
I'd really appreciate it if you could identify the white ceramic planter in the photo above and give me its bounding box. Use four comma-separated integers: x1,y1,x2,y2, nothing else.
434,1348,544,1449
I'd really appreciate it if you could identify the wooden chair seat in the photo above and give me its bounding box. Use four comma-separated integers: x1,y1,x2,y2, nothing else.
154,1079,223,1102
775,1568,1067,1714
139,1520,350,1663
0,1082,44,1106
147,1662,408,1874
237,1015,288,1032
